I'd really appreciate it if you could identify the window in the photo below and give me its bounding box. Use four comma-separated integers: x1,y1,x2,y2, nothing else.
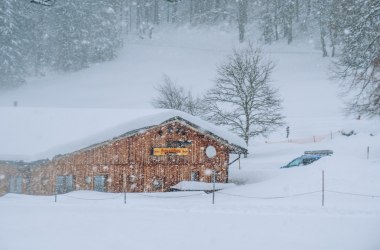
191,171,200,181
288,158,304,167
85,176,92,184
25,176,32,194
167,140,192,148
41,176,49,186
303,158,318,165
8,176,22,194
205,145,217,158
152,179,162,189
93,175,107,192
129,175,136,183
167,126,174,134
55,175,75,194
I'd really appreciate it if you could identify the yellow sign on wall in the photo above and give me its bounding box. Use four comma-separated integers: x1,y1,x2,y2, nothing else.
153,148,189,156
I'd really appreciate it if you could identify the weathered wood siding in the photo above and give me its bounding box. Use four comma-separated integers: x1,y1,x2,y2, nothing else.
28,121,231,194
0,162,31,195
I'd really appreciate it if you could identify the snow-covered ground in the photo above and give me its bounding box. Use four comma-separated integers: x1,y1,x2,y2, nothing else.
0,27,379,250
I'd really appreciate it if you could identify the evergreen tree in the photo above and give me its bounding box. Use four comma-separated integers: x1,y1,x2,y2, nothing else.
1,0,377,91
0,0,28,88
49,0,121,72
52,0,91,71
313,0,330,57
336,0,380,117
26,4,50,76
281,0,295,44
90,0,122,62
259,0,275,44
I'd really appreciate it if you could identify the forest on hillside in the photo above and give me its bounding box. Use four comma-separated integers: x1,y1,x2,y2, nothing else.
1,0,379,116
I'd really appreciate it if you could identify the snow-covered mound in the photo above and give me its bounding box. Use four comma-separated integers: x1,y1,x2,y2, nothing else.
171,181,236,191
230,131,380,196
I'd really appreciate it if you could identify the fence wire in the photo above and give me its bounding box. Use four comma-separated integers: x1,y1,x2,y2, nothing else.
54,189,380,202
135,192,205,199
218,190,321,200
61,193,123,201
325,190,380,198
265,131,341,144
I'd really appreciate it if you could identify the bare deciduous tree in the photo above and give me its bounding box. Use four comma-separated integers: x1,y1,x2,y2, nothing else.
151,74,204,116
204,44,285,145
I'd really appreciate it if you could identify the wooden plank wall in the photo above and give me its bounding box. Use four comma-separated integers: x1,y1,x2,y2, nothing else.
24,121,231,194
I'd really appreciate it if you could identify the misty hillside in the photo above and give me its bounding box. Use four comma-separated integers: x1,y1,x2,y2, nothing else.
1,0,379,117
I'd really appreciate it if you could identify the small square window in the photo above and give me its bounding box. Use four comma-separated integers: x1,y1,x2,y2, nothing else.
191,171,200,181
152,179,162,189
167,127,174,134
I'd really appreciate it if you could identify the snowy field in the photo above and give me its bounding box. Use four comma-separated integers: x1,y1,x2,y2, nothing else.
1,134,380,250
1,27,380,250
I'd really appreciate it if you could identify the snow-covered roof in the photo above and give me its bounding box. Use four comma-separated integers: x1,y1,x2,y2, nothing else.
0,107,247,162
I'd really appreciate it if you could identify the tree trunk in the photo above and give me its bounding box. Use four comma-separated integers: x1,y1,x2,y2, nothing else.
238,0,248,43
190,0,193,24
172,2,178,23
128,0,132,33
320,21,328,57
136,2,142,30
329,23,337,57
307,0,311,17
287,17,293,44
274,0,279,41
166,2,170,23
239,22,245,43
154,0,159,25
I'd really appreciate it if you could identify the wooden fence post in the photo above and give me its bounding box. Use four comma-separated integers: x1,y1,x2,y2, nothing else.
322,170,325,207
212,170,216,205
367,146,369,160
123,173,127,204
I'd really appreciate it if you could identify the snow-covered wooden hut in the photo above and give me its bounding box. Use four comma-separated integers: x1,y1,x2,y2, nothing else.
0,108,247,195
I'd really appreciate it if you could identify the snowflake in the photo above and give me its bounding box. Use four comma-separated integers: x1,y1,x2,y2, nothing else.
204,169,213,176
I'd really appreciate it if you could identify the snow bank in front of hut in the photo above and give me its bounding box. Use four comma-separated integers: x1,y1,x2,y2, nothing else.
0,107,246,161
171,181,236,191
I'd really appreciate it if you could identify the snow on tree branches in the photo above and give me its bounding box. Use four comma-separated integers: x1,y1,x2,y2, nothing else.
335,0,380,117
151,74,204,116
204,44,285,145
